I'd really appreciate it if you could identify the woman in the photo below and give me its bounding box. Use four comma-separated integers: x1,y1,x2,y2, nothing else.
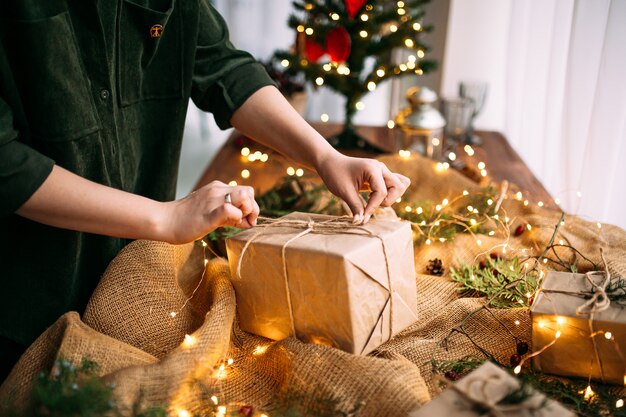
0,0,409,382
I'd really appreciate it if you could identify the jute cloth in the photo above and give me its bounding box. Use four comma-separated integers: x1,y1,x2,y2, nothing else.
1,154,624,416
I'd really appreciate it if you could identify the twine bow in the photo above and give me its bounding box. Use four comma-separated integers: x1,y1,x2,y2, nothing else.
235,215,395,344
433,373,544,417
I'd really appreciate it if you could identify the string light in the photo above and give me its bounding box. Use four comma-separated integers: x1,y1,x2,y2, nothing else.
464,145,475,156
286,167,295,176
228,180,237,186
387,120,395,129
253,345,268,356
355,101,365,110
538,201,544,207
583,385,595,401
605,331,613,340
177,410,190,417
397,8,406,15
240,147,250,157
360,14,368,21
280,59,289,67
377,68,386,77
398,149,411,159
404,38,414,48
367,81,377,91
320,113,329,122
359,30,368,38
399,64,407,71
295,168,304,177
211,395,219,405
390,24,398,32
617,399,624,408
330,13,339,20
182,334,196,348
432,138,440,146
241,169,250,179
218,406,227,415
315,77,324,86
413,22,422,31
305,27,314,35
397,0,405,6
448,152,456,161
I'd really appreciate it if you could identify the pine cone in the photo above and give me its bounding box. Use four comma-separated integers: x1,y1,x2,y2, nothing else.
426,258,445,276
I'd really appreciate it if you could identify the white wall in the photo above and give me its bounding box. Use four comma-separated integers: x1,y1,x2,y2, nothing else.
440,0,511,131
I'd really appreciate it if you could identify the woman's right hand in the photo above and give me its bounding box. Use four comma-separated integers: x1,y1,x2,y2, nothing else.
159,180,259,244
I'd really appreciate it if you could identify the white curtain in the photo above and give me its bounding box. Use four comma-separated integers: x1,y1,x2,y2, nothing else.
443,0,626,229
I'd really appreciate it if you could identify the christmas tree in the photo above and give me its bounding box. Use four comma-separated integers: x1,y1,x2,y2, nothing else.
273,0,437,151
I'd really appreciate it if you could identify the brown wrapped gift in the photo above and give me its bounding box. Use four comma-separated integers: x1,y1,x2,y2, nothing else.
409,362,574,416
531,271,626,385
225,212,418,355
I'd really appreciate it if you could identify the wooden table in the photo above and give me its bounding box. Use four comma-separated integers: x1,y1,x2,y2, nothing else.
195,123,554,207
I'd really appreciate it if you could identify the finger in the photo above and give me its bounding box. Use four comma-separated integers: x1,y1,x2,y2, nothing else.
210,203,244,228
380,171,409,207
363,168,388,223
340,186,366,223
246,198,260,226
228,187,255,216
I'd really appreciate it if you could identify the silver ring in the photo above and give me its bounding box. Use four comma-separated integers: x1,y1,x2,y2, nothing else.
224,193,232,205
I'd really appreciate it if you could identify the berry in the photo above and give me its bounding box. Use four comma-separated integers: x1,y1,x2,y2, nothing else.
516,341,529,355
515,225,525,237
490,252,499,260
492,268,500,277
510,354,522,367
479,260,487,269
444,370,460,381
239,405,254,416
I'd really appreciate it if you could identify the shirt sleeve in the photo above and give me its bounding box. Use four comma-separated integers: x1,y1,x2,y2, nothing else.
190,1,277,130
0,96,54,216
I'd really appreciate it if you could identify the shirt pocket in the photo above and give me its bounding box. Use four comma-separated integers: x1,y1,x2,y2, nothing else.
0,12,100,142
117,0,183,106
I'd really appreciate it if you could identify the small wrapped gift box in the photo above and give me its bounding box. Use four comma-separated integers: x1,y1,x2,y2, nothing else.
409,362,574,416
531,271,626,385
225,212,418,355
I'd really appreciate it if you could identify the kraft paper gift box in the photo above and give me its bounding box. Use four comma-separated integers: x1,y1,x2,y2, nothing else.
225,212,418,355
531,271,626,385
409,362,574,416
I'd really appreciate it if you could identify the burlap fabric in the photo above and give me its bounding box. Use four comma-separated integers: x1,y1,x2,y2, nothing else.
1,153,624,416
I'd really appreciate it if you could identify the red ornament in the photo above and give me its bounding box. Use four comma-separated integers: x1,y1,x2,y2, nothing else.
304,39,325,63
514,224,525,237
344,0,367,18
326,26,351,62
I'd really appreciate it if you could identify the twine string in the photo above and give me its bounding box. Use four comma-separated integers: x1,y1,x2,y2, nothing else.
235,216,395,340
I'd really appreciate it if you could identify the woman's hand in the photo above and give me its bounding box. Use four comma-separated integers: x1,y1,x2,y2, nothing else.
316,153,410,224
159,181,259,244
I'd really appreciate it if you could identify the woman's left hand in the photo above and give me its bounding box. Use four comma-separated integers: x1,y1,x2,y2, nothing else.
316,153,411,224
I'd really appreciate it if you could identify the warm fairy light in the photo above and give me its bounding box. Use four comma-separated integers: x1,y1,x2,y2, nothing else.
489,231,495,236
560,220,565,226
556,316,565,325
416,207,423,214
203,258,208,266
417,50,425,58
408,55,416,63
177,410,190,417
399,64,407,71
413,22,422,31
323,63,332,71
182,334,196,347
359,30,368,38
253,345,268,356
241,169,250,179
387,120,395,129
360,14,369,21
480,169,488,177
538,320,546,328
397,0,405,6
397,8,406,16
297,24,305,32
467,205,474,212
493,214,499,220
218,406,227,415
448,152,456,161
227,358,234,365
526,224,532,231
442,198,449,206
331,13,340,20
432,138,440,146
228,180,238,186
390,24,398,32
395,197,402,203
296,168,304,177
241,147,250,157
577,191,582,198
435,204,442,211
514,365,521,374
286,166,295,176
443,162,450,169
247,154,256,162
416,69,424,75
555,330,562,338
201,240,208,247
170,311,177,318
514,320,521,325
463,190,469,196
543,258,548,264
261,414,269,417
405,205,412,212
477,161,486,170
404,38,414,48
464,145,475,156
377,69,386,77
315,77,324,86
538,201,544,207
605,331,613,340
515,191,523,200
487,199,493,206
367,81,377,91
304,3,313,10
281,59,290,67
523,200,529,206
398,149,411,159
320,113,329,123
504,217,510,223
555,198,561,205
305,27,314,35
439,237,446,243
425,239,431,245
470,219,477,226
558,239,564,245
617,399,624,408
434,220,440,226
213,364,227,379
211,395,219,405
408,61,417,70
476,239,482,246
583,385,595,401
356,101,365,110
597,222,602,229
470,274,475,281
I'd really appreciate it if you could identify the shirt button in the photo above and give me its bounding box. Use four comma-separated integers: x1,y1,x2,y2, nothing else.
100,89,110,100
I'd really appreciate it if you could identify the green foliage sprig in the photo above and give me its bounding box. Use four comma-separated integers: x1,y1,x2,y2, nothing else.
450,256,539,309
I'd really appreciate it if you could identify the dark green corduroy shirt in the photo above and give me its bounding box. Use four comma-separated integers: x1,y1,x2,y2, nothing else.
0,0,274,345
